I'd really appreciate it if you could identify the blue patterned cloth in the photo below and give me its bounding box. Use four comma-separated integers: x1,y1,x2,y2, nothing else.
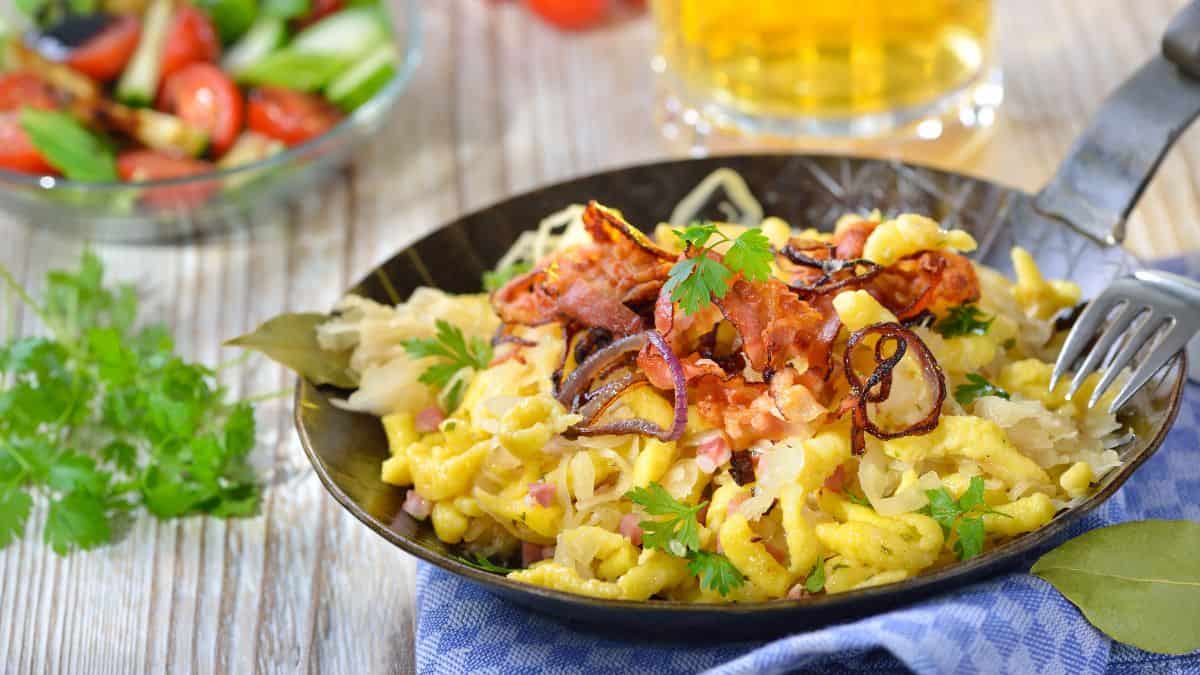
414,261,1200,675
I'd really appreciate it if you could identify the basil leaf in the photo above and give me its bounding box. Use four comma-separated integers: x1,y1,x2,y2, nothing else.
1031,520,1200,655
224,313,357,389
20,109,118,182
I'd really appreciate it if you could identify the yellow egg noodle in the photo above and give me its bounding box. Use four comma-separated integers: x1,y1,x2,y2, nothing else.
318,172,1122,603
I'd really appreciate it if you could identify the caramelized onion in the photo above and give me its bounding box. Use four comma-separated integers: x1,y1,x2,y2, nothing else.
842,322,946,455
780,242,882,299
556,332,649,408
566,330,687,442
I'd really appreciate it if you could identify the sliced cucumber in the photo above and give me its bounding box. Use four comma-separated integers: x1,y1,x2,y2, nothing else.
237,50,350,91
115,0,174,106
218,131,285,169
222,15,287,77
290,7,388,61
325,43,396,111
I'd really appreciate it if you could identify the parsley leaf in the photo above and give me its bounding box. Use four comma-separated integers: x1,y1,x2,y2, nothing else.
953,373,1011,406
626,483,706,557
922,476,1009,561
723,228,774,283
953,516,986,561
0,490,32,548
688,550,745,596
401,320,492,413
458,552,519,574
626,482,746,596
482,261,531,292
934,304,994,338
0,251,265,556
664,222,774,316
804,557,827,593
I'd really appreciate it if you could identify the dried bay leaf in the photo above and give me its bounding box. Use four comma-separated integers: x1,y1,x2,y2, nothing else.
226,313,357,389
1031,519,1200,655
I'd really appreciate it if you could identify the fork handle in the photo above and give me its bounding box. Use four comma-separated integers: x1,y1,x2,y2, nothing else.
1034,0,1200,245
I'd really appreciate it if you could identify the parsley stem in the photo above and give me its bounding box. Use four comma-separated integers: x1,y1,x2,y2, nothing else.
0,261,52,330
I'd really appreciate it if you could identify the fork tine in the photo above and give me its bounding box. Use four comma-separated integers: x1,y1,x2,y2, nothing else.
1108,323,1190,413
1051,296,1126,391
1067,302,1142,400
1085,312,1166,409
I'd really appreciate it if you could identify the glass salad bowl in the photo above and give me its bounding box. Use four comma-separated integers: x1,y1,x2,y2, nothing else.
0,0,419,243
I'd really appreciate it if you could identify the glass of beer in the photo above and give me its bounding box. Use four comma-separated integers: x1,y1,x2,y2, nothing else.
651,1,1001,144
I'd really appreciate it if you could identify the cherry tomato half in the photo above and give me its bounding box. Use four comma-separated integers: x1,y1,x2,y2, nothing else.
117,150,217,208
0,113,57,175
294,0,345,30
160,6,221,82
66,15,142,82
158,63,243,157
525,0,609,30
246,87,343,146
0,72,59,112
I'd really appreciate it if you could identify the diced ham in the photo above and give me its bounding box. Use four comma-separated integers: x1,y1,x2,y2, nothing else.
619,513,643,546
415,405,445,432
695,434,732,474
526,482,557,507
402,490,432,520
764,541,788,565
823,464,846,493
522,541,553,566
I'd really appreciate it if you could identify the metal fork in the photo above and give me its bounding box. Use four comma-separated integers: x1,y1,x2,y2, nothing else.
1050,270,1200,413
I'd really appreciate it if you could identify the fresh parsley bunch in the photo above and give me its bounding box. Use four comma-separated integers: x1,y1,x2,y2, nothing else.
663,223,774,316
0,252,262,555
626,482,746,596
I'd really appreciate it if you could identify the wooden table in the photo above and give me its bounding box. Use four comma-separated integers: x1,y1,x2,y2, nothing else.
0,1,1194,672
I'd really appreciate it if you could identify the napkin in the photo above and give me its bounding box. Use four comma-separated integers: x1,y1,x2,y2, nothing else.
414,260,1200,675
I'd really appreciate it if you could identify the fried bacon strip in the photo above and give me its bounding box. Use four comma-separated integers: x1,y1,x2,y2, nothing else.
491,202,674,335
866,251,980,320
841,323,946,455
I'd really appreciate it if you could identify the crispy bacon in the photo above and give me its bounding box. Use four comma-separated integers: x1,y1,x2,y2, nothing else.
491,202,673,334
691,374,787,449
832,218,879,259
716,277,830,376
867,251,979,320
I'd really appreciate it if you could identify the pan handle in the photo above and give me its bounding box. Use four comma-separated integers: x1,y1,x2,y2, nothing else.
1034,1,1200,245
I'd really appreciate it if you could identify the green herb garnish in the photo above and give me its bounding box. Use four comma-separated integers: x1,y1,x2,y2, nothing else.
482,261,531,292
934,304,994,338
845,492,871,507
662,223,774,316
688,550,745,596
953,373,1011,406
921,476,1009,561
626,483,705,557
0,251,263,555
626,482,746,596
401,320,492,412
458,552,519,574
804,557,827,593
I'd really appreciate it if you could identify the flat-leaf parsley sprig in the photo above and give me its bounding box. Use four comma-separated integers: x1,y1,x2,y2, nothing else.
953,373,1011,406
0,251,264,555
921,476,1010,560
626,482,746,596
934,304,994,338
401,320,492,412
662,223,774,316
